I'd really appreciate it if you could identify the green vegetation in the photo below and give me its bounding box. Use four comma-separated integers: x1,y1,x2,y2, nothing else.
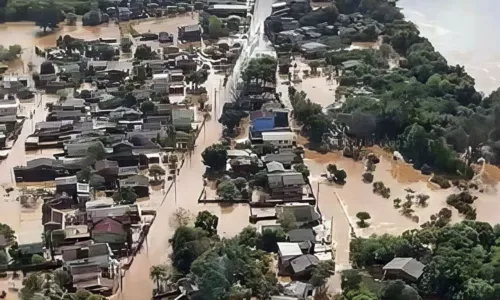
0,223,15,245
327,163,347,184
372,181,390,198
446,191,477,220
149,165,166,182
356,212,371,228
168,224,297,299
20,271,104,300
112,187,137,205
350,220,500,300
194,211,219,236
201,143,228,172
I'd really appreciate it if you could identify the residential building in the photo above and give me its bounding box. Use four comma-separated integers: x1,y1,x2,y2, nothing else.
262,152,297,168
300,42,328,55
207,4,249,17
267,172,304,200
250,111,275,133
90,217,129,248
86,203,141,224
172,107,194,128
118,7,132,21
0,99,18,116
119,175,149,197
68,262,113,294
262,131,296,149
178,24,202,42
152,73,169,93
276,204,321,226
66,140,105,158
14,158,71,182
382,258,425,282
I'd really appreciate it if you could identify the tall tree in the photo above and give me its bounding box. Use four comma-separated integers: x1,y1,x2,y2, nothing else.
36,0,60,32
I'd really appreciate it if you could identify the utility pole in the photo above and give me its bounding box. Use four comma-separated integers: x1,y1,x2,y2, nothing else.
214,88,218,120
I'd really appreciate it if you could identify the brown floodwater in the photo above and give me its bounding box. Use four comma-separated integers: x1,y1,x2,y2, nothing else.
0,22,120,73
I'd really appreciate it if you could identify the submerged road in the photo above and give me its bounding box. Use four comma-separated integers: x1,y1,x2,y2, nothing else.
118,1,275,299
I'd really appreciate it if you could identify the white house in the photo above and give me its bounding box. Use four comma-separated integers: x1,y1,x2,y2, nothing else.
262,131,296,149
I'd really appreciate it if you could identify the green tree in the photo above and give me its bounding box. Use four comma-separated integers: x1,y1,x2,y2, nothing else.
0,251,8,265
76,166,92,182
141,100,156,114
66,12,77,25
219,109,248,134
186,69,208,90
36,0,60,32
150,265,170,292
217,181,240,201
0,223,15,245
257,228,286,253
293,163,310,181
112,187,137,205
310,260,335,287
241,55,278,85
232,177,247,191
278,210,298,232
31,254,45,264
149,165,166,181
194,211,219,236
134,44,156,60
86,143,106,161
237,226,261,248
170,226,213,273
201,143,228,171
356,212,371,228
208,16,223,39
380,280,421,300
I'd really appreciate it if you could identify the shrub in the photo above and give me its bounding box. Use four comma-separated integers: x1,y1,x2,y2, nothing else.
356,212,371,228
431,175,451,189
373,181,390,198
362,172,374,183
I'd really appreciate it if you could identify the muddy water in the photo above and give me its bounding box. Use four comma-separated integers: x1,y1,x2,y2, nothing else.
0,22,120,73
305,151,500,238
399,0,500,94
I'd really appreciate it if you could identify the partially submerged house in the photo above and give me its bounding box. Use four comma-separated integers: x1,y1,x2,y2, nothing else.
267,172,305,201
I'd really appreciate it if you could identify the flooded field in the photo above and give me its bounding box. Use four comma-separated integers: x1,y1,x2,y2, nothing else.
0,22,120,73
304,149,500,238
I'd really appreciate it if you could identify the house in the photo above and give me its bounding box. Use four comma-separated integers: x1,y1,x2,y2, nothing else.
250,111,275,133
267,172,304,200
172,107,194,129
276,204,321,226
159,32,174,43
118,7,132,21
226,149,252,159
66,140,105,157
271,108,289,128
152,73,169,93
62,242,112,269
300,42,327,56
281,281,315,299
382,258,425,282
278,242,303,262
287,228,315,253
0,99,18,116
55,175,78,197
178,24,201,42
262,131,296,149
263,152,297,168
90,217,129,248
119,175,149,197
86,203,140,224
14,158,70,182
207,4,249,17
266,161,286,173
283,254,319,278
69,262,114,294
47,110,86,122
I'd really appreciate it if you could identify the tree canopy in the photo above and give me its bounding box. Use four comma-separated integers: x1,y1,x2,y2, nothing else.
201,143,228,172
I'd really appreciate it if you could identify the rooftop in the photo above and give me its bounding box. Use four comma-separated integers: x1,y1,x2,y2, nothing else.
383,257,425,280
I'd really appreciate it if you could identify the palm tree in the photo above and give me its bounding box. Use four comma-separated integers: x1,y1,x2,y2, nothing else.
150,265,170,293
